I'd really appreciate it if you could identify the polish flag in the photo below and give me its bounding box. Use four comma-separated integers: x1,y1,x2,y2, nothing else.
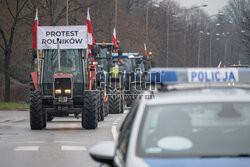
32,8,38,51
218,61,222,68
86,8,95,57
112,27,118,52
144,43,149,64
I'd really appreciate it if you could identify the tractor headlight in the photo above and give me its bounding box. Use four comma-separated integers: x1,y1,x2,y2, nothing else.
65,89,71,94
55,89,62,94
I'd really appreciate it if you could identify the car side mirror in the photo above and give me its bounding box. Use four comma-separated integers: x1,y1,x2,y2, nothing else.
89,141,115,166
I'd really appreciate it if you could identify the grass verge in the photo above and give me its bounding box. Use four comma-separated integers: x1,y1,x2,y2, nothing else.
0,102,29,111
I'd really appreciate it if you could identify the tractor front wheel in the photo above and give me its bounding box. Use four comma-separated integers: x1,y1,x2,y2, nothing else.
82,91,98,129
30,91,44,130
108,84,121,114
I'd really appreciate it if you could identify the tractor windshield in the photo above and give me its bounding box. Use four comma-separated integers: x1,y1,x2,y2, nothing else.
135,58,146,72
96,58,109,71
123,58,137,73
42,49,84,95
99,47,109,58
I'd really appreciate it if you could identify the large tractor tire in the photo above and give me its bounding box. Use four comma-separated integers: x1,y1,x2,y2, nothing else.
99,91,105,121
120,94,124,113
127,84,141,107
96,91,102,122
30,91,44,130
47,114,54,122
108,83,121,114
82,91,98,129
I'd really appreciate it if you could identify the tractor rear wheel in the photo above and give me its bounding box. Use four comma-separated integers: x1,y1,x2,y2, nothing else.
96,91,102,122
82,91,98,129
99,91,105,121
108,83,121,114
30,91,44,130
127,84,141,107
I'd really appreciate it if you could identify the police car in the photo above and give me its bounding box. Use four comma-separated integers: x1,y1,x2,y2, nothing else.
89,68,250,167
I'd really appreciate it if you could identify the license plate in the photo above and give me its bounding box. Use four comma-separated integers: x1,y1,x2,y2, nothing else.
59,97,68,103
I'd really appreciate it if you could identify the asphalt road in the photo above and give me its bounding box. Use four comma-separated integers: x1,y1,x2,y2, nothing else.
0,110,128,167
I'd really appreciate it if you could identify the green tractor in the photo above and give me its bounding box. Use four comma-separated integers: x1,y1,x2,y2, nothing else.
30,34,100,130
112,53,147,107
92,43,124,114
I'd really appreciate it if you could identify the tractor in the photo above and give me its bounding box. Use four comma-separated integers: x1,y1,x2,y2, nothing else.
112,53,147,107
91,42,124,114
30,29,100,130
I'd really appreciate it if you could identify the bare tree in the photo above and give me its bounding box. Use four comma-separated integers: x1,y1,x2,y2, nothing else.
0,0,29,102
223,0,250,63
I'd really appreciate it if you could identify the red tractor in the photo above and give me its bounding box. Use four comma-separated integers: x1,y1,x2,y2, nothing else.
30,34,101,130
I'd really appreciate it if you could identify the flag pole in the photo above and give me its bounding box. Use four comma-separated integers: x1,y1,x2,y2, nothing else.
85,27,89,74
36,8,40,76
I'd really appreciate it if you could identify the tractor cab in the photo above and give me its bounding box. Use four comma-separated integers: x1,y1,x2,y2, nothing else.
92,43,116,72
42,49,84,98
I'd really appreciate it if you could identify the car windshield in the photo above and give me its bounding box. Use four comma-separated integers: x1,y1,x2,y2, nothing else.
137,102,250,158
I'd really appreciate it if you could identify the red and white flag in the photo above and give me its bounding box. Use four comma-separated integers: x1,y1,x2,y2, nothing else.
87,8,95,45
218,61,222,68
144,43,149,64
32,8,38,51
86,8,95,57
112,27,118,52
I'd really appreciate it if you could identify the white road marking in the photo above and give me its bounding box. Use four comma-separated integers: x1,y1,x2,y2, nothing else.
11,141,45,144
14,146,39,151
61,146,87,151
111,126,118,140
54,141,87,144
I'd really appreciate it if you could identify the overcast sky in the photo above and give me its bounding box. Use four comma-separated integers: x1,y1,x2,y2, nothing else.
173,0,229,15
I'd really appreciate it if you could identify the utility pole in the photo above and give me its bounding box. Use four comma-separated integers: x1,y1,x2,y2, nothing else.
224,38,228,66
115,0,118,29
66,0,69,25
146,5,149,44
198,31,201,67
209,34,212,67
166,10,170,67
183,30,187,66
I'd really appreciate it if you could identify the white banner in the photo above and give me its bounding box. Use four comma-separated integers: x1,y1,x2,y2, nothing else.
37,26,87,50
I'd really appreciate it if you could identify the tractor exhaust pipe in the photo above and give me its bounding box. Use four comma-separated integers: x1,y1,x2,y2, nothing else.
57,38,61,72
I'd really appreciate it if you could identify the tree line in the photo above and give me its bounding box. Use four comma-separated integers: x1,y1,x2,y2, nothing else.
0,0,249,102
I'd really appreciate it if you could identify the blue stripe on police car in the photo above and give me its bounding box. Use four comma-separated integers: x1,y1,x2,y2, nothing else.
187,69,239,83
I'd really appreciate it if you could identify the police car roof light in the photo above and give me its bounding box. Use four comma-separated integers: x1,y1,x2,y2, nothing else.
148,68,250,84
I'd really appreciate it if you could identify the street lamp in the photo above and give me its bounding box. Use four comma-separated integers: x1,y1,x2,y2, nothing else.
198,12,225,67
183,4,207,67
145,2,161,48
151,3,180,67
